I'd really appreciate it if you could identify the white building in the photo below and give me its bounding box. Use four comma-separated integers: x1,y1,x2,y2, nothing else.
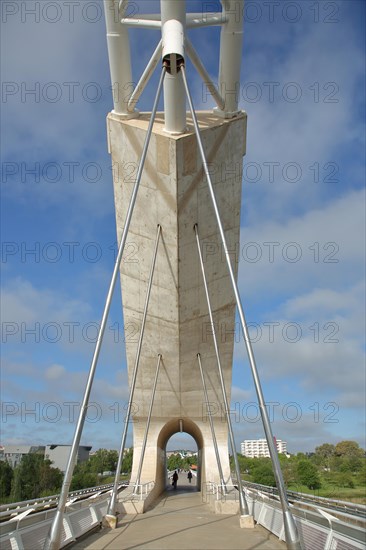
241,438,287,458
1,445,45,468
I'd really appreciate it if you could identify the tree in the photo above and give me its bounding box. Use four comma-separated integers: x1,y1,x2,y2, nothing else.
89,449,119,474
10,464,22,502
296,460,321,490
314,444,335,470
11,454,43,500
71,459,98,490
0,461,13,500
70,471,99,491
280,457,296,487
333,441,364,474
121,448,133,474
39,460,63,496
236,454,252,475
167,453,183,471
335,472,354,488
357,461,366,485
251,459,276,486
10,455,63,501
335,441,364,458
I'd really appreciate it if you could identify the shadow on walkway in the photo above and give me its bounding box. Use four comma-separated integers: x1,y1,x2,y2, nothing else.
71,475,285,550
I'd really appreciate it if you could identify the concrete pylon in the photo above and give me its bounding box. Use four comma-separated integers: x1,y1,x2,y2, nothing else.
107,110,247,496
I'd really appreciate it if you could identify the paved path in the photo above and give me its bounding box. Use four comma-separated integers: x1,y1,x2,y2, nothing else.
73,481,285,550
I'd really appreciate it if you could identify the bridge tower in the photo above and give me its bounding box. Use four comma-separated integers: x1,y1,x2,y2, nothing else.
44,2,302,549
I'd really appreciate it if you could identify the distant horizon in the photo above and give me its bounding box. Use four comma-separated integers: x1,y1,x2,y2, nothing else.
2,438,363,457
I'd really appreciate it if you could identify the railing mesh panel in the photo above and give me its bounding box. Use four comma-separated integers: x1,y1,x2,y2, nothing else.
297,521,329,550
68,508,97,538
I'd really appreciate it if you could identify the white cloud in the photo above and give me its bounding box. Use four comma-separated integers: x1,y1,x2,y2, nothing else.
237,188,365,298
241,8,365,221
45,364,66,380
1,277,92,325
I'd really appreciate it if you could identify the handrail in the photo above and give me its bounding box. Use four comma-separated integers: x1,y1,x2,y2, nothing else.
240,480,366,518
207,480,366,526
206,481,247,502
0,482,129,521
131,480,155,500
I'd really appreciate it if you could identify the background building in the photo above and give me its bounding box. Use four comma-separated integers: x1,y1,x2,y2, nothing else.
0,444,91,472
0,445,45,468
45,445,92,472
241,438,287,458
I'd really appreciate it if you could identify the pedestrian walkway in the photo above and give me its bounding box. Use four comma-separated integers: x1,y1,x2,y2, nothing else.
72,480,285,550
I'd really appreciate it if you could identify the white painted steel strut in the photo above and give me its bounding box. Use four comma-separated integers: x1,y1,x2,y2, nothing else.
107,225,162,518
181,65,302,550
133,354,162,494
195,225,250,519
104,0,244,132
43,67,166,550
197,354,227,494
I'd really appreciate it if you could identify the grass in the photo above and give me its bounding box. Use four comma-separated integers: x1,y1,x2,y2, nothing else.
287,482,366,503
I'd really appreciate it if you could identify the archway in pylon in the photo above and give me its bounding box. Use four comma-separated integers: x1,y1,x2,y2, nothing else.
155,418,204,493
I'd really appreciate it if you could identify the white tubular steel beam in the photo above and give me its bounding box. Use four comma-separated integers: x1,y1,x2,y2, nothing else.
124,13,162,20
186,13,228,28
194,224,249,519
186,38,225,111
128,40,163,112
121,18,162,28
218,0,244,115
121,12,226,29
197,354,226,491
104,0,134,116
107,224,162,519
43,69,166,549
161,0,186,134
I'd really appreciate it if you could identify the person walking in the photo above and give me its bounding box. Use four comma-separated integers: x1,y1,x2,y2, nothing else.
187,471,193,483
172,470,178,489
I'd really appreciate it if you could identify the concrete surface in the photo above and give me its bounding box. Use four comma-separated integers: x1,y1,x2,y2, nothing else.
72,480,285,550
107,111,247,493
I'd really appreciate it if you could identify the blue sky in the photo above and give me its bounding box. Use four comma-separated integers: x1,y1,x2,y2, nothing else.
1,0,365,455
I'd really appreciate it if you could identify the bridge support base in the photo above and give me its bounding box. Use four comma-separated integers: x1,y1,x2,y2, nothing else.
240,515,255,529
104,514,118,529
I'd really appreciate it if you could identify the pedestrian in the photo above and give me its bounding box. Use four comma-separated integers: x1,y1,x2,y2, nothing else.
187,471,193,483
172,470,178,489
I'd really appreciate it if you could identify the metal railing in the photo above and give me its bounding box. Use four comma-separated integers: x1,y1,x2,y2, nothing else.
241,480,366,520
206,482,240,502
132,481,155,500
2,478,365,550
0,480,158,549
1,491,112,549
205,482,366,550
0,482,128,522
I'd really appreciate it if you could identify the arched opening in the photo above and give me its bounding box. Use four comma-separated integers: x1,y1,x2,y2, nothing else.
155,418,204,494
166,432,198,491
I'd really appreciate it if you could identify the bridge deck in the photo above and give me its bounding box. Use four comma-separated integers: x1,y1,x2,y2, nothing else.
72,481,285,550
